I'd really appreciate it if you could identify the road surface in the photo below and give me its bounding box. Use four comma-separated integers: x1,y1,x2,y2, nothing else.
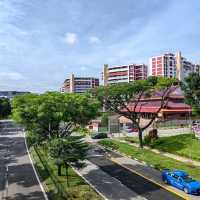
74,144,186,200
0,120,47,200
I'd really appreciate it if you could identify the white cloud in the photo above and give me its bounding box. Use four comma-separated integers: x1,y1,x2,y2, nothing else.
0,72,25,81
64,32,78,45
89,36,101,44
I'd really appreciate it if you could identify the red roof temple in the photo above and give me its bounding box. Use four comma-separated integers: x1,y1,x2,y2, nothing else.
122,86,192,121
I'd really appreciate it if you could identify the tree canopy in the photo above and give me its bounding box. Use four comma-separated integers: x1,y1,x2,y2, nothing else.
92,76,178,148
49,136,89,177
181,73,200,115
0,98,11,119
12,92,100,140
12,92,99,180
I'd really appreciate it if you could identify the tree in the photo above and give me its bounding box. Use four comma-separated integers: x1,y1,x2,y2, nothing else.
0,98,11,119
11,93,40,131
59,93,100,137
49,136,89,182
181,73,200,115
92,76,178,148
12,92,100,141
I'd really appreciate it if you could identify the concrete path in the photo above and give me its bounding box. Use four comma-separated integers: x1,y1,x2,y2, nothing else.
0,120,47,200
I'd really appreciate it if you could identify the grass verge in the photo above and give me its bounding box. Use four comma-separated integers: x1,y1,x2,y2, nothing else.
99,139,200,181
30,145,103,200
123,134,200,161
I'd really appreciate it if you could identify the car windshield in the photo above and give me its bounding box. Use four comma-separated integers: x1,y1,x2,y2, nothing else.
182,175,194,183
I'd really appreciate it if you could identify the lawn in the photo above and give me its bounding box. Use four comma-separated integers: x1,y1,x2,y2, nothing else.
99,139,200,181
123,134,200,161
30,145,102,200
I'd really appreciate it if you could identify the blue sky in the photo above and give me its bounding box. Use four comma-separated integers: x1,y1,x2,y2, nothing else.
0,0,200,92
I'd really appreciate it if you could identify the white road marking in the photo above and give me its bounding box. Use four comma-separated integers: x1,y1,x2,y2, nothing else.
24,132,49,200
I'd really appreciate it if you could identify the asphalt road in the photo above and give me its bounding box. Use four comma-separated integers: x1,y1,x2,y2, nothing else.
87,145,184,200
0,120,46,200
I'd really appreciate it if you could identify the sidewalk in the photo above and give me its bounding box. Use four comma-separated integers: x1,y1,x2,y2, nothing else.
106,148,198,200
115,139,200,167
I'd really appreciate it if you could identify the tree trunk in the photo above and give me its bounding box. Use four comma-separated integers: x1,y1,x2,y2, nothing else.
138,129,143,148
48,122,51,139
58,164,62,176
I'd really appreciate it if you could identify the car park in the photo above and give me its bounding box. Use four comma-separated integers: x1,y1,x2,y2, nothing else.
162,169,200,194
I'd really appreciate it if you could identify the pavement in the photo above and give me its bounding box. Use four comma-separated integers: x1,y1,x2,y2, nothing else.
0,120,47,200
75,144,188,200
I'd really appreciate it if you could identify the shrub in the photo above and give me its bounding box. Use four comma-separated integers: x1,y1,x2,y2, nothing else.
144,129,159,147
26,131,42,147
150,139,164,148
99,140,119,150
78,127,91,136
148,129,158,139
144,135,151,145
68,187,101,200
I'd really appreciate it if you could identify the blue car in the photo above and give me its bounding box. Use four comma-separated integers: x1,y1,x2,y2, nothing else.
162,169,200,194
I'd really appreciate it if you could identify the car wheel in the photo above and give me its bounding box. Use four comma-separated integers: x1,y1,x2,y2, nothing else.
163,179,168,184
184,187,189,194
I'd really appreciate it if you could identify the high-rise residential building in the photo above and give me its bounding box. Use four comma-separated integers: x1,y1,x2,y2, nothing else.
102,64,148,86
60,74,99,93
150,51,198,81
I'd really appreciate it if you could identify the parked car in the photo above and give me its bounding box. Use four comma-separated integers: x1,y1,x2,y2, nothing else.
192,120,200,127
162,169,200,194
91,132,108,139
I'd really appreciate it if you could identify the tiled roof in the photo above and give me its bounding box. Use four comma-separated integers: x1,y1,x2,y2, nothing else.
122,99,191,113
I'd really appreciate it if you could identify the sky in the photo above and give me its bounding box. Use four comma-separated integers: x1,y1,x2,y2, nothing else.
1,0,200,93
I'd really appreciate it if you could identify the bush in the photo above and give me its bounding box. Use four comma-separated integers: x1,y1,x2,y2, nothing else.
99,140,119,150
26,131,43,147
68,187,101,200
0,98,11,119
150,139,164,148
144,136,159,148
148,129,158,139
144,135,151,145
78,127,91,136
144,129,159,146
